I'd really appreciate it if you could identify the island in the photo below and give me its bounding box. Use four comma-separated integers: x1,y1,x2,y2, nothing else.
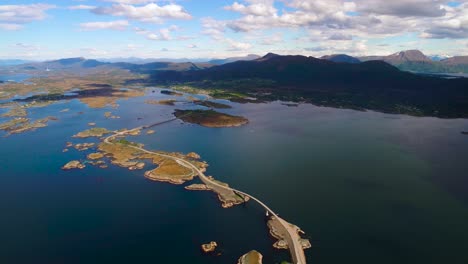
145,99,177,106
87,152,104,160
267,216,311,250
173,109,248,128
74,143,95,151
201,241,217,253
62,160,86,170
1,105,27,117
73,127,111,138
0,116,57,135
237,250,263,264
462,131,468,135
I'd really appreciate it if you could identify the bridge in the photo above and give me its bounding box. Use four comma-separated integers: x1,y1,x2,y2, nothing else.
104,117,309,264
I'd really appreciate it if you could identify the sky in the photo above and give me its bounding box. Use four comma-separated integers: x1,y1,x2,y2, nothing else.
0,0,467,60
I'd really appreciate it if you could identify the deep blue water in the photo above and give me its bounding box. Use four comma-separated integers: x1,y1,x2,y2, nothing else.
0,89,468,264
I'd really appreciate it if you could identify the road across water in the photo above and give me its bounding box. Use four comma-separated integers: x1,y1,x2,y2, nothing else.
104,116,309,264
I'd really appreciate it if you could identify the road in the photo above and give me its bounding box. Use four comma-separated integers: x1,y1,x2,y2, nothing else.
103,117,308,264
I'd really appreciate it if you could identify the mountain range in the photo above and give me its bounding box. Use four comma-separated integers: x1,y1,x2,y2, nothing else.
357,50,468,74
4,50,468,75
151,53,468,118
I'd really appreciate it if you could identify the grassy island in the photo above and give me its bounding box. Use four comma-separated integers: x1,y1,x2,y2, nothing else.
174,109,248,128
237,250,263,264
73,127,111,138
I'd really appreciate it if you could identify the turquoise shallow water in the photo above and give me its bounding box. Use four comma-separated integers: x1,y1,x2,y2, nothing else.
0,88,468,264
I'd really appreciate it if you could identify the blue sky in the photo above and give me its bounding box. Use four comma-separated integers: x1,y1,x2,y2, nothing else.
1,0,467,59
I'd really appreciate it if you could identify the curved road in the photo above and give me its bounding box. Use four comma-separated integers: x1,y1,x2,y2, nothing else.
104,118,308,264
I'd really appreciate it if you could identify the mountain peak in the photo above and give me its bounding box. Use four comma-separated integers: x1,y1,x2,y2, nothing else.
390,50,430,62
53,57,87,65
261,53,280,60
321,54,361,64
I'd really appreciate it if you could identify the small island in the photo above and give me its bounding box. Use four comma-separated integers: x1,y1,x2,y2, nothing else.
62,160,86,170
87,152,104,160
267,217,311,250
174,109,248,128
74,143,95,151
73,127,111,138
145,99,177,106
201,241,218,253
462,131,468,135
237,250,263,264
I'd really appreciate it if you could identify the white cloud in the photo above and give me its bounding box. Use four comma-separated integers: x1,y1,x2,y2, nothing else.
92,3,192,23
227,39,252,50
135,25,179,41
187,44,198,48
68,5,96,10
0,23,22,30
0,4,55,30
355,0,447,17
224,1,277,16
79,20,129,31
103,0,153,3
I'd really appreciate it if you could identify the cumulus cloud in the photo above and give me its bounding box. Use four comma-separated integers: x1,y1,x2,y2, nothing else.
328,33,353,40
224,1,277,16
0,4,55,30
421,3,468,38
226,39,252,50
200,0,467,55
135,25,179,40
79,20,129,31
355,0,447,17
68,5,96,10
92,3,192,23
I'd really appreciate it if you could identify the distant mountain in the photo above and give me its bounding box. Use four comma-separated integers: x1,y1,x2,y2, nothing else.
0,59,35,66
208,54,260,65
429,55,450,61
5,57,212,73
360,50,431,64
441,56,468,65
99,57,211,64
359,50,468,74
321,54,361,64
116,61,212,74
151,53,468,118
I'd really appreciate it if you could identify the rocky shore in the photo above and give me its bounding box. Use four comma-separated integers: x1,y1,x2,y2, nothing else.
267,217,311,250
184,184,212,191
